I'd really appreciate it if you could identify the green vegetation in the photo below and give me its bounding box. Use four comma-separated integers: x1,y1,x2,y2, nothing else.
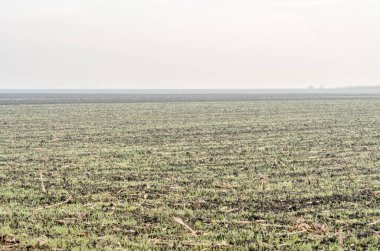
1,100,380,250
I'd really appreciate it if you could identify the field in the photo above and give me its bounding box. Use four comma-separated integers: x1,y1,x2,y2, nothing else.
1,96,380,250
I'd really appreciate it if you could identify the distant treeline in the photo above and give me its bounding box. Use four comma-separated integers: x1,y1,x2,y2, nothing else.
0,92,380,105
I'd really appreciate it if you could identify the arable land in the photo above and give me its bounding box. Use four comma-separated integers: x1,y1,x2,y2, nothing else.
1,94,380,250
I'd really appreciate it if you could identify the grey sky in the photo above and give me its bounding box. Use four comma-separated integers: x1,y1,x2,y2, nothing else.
0,0,379,89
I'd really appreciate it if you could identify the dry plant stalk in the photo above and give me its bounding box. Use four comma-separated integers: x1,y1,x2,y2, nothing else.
39,171,46,193
181,240,230,248
292,218,329,235
368,219,380,226
0,234,20,249
259,176,268,191
173,217,197,236
35,196,72,211
338,227,345,246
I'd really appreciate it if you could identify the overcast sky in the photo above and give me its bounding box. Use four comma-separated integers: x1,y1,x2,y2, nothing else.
0,0,379,89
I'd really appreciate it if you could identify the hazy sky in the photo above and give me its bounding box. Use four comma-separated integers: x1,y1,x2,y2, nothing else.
1,0,379,89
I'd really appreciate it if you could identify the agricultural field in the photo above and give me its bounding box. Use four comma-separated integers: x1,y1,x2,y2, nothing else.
1,97,380,250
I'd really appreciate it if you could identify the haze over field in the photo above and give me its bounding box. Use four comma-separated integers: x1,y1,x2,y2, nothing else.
1,0,380,89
